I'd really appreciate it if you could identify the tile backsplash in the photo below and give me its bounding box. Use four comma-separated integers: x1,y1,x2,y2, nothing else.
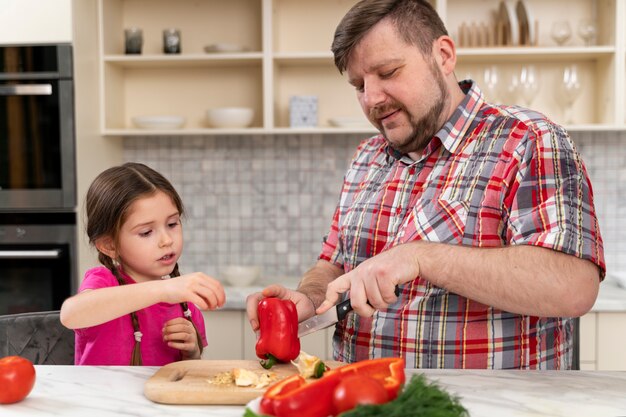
124,131,625,285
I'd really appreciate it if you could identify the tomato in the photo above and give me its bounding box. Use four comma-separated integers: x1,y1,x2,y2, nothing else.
332,374,388,414
0,356,36,404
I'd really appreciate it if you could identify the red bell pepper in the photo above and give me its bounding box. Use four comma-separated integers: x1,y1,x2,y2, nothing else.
255,297,301,369
261,370,343,417
259,357,406,417
335,357,405,400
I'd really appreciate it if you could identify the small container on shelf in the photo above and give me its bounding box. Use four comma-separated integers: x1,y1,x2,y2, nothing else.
124,27,143,54
289,95,318,128
163,28,181,54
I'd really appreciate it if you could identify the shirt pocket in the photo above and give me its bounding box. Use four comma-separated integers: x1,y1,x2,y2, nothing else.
399,198,469,245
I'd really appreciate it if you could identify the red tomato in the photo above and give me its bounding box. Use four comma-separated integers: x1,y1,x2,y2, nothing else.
0,356,36,404
332,374,388,414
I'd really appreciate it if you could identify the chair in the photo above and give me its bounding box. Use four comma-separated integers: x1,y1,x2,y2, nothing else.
0,310,74,365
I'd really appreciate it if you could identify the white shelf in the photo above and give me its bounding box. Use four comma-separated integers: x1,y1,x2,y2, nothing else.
97,0,626,135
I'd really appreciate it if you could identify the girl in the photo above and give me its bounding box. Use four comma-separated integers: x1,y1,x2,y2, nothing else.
60,162,225,365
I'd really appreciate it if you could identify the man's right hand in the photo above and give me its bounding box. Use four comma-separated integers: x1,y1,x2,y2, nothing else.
245,284,316,332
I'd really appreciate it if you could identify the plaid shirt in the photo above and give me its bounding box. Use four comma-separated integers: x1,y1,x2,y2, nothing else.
320,81,605,369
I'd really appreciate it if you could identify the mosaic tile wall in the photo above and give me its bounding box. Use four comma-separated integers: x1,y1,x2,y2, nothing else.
124,131,626,285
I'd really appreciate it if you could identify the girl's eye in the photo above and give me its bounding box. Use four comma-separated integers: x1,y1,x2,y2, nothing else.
139,230,152,237
168,220,180,228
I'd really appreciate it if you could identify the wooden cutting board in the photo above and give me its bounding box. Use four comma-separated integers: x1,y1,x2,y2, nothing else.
144,359,344,405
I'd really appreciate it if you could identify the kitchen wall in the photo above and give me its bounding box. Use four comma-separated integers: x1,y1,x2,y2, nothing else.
123,130,625,285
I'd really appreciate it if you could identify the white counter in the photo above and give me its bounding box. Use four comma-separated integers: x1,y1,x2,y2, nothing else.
221,278,626,312
2,365,626,416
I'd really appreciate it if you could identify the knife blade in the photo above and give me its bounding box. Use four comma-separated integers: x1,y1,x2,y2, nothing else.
297,285,400,338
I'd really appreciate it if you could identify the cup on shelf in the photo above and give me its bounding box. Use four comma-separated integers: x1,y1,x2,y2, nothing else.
578,18,597,46
518,65,540,106
551,20,572,46
163,28,181,54
124,27,143,54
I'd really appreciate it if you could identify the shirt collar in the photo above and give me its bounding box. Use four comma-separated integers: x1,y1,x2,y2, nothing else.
382,80,485,164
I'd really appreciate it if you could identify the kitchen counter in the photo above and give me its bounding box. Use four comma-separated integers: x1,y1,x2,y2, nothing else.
2,365,626,416
221,278,626,312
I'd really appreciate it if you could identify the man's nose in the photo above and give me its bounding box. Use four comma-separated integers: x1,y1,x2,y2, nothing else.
362,80,386,108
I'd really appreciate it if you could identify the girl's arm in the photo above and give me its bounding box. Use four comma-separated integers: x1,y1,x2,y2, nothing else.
60,272,225,329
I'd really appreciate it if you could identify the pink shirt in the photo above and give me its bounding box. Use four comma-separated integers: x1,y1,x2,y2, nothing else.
74,266,208,366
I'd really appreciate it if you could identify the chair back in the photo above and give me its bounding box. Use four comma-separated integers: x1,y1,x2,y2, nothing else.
0,310,74,365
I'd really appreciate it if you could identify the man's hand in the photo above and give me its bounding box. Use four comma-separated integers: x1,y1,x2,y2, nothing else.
245,285,317,332
316,242,421,316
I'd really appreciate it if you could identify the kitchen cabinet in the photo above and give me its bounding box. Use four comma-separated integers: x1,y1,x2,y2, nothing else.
579,311,626,370
0,0,72,44
202,310,334,360
97,0,625,136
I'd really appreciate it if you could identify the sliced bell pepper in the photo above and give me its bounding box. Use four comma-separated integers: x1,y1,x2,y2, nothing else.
259,357,406,417
335,357,405,400
255,297,301,369
261,370,343,417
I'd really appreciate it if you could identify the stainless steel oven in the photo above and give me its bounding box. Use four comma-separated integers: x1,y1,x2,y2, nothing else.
0,212,76,315
0,44,76,210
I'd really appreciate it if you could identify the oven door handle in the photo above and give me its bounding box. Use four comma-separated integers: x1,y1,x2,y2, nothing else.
0,84,53,96
0,249,62,259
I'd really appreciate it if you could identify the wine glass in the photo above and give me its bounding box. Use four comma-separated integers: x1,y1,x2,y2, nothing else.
551,20,572,46
518,65,540,106
578,18,597,46
558,65,582,124
482,66,500,103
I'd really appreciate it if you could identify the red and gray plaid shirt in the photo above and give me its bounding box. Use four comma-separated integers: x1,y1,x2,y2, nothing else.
320,81,605,369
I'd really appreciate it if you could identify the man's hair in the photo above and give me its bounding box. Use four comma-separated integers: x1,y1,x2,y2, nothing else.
331,0,448,74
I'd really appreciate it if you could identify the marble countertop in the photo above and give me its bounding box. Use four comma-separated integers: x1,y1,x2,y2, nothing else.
3,365,626,416
221,276,626,312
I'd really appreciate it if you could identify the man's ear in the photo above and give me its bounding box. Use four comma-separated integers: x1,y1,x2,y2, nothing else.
433,35,457,76
95,236,117,260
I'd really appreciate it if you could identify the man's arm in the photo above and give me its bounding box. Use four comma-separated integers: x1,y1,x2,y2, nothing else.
317,241,600,318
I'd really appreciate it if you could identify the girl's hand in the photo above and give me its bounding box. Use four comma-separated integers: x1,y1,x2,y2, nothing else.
163,317,202,359
163,272,226,310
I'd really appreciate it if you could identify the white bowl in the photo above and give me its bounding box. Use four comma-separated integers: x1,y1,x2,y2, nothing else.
222,265,261,287
206,107,254,128
132,115,186,130
609,272,626,289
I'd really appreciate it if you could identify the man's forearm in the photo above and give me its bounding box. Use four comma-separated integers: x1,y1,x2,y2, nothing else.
416,241,600,317
297,259,344,309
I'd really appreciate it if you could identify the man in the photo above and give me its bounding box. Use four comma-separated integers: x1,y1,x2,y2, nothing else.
247,0,604,369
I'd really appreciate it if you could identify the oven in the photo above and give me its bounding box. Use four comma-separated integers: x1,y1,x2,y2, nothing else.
0,44,76,210
0,212,76,315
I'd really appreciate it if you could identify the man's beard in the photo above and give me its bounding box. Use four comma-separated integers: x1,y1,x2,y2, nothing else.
375,61,449,155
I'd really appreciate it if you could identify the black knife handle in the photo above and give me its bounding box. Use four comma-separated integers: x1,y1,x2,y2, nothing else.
336,285,401,321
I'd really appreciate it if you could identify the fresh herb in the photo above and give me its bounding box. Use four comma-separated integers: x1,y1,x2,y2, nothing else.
243,407,263,417
338,374,468,417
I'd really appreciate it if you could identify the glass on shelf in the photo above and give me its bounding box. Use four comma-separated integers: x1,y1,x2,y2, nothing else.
482,66,500,104
577,18,597,46
518,65,540,107
551,20,572,46
558,64,582,124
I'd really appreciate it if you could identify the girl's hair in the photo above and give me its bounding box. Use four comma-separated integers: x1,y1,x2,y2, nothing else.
85,162,202,365
331,0,448,74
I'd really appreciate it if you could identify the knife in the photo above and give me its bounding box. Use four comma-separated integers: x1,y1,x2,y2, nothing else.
298,285,401,338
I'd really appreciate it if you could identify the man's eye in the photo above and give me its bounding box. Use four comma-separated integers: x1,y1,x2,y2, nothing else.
354,84,364,93
381,69,397,78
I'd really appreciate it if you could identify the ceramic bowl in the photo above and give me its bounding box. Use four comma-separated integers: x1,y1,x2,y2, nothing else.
222,265,261,287
206,107,254,128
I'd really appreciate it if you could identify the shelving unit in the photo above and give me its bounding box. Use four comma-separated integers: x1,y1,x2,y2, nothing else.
97,0,626,136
